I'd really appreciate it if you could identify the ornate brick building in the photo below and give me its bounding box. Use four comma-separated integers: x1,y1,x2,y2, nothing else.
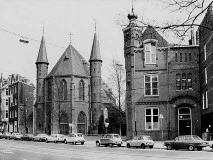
123,10,201,140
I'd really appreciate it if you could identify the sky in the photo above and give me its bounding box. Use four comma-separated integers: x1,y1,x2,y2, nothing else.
0,0,207,86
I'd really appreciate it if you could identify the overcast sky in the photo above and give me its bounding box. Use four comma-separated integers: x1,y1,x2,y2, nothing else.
0,0,205,85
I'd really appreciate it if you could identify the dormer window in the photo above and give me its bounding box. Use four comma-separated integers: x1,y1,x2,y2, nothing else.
144,40,157,64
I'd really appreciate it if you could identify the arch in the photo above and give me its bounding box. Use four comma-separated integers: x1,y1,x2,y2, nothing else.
79,80,85,101
77,111,87,134
60,79,67,100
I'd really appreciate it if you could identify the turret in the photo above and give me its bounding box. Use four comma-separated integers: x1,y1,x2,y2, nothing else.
89,32,102,134
122,8,143,139
35,36,49,133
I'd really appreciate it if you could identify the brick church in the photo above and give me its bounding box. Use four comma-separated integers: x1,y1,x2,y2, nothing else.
35,31,115,135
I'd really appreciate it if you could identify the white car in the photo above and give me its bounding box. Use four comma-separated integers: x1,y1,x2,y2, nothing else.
46,134,66,143
12,133,23,140
126,135,154,149
64,133,85,145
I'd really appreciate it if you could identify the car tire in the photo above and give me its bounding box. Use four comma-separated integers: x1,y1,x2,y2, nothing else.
39,138,42,142
96,141,100,147
109,144,113,147
81,142,84,145
197,147,202,151
188,145,195,151
141,144,146,149
117,144,121,147
127,143,131,148
149,146,153,149
64,140,67,144
167,144,172,150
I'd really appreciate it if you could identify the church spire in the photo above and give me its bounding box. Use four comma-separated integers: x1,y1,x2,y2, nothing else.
36,36,49,65
89,32,102,62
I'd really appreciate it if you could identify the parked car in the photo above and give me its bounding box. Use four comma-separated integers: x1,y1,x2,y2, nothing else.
2,132,12,139
33,134,49,142
126,135,154,149
0,132,3,139
64,133,85,145
164,135,208,151
21,134,35,141
12,133,23,140
46,134,66,143
96,134,123,147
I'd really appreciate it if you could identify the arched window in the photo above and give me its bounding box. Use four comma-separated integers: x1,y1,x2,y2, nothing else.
180,53,182,62
60,79,67,100
176,74,181,90
182,73,186,90
79,80,85,101
188,73,192,89
48,81,51,101
185,53,187,62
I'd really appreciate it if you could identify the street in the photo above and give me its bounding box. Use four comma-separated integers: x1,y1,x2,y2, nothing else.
0,139,213,160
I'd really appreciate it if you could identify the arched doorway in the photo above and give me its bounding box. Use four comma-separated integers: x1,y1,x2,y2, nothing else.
178,107,192,135
77,111,86,134
60,111,69,135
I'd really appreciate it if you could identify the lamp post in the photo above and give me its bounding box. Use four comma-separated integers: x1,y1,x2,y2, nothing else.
159,114,164,141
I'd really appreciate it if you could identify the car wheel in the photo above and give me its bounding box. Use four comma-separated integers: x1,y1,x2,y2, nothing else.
188,145,194,151
197,147,202,151
96,141,100,147
39,138,42,142
117,144,121,147
109,144,113,147
81,142,84,145
127,143,131,148
141,144,146,149
149,146,153,149
167,145,172,150
64,140,67,144
46,139,48,143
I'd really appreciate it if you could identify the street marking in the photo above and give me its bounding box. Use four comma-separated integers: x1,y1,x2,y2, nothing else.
0,150,14,154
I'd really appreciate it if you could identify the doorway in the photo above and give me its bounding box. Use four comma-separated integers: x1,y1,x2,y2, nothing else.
178,107,191,135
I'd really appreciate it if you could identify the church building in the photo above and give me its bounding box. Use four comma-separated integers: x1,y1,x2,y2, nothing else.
35,31,115,135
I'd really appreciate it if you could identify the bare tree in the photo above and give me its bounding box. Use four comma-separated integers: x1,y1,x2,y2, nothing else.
117,0,213,42
107,60,126,135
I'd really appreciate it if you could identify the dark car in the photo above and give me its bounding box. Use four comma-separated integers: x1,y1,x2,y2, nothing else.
164,135,208,151
21,134,35,141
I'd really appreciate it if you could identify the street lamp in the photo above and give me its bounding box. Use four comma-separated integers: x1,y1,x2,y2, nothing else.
159,114,164,141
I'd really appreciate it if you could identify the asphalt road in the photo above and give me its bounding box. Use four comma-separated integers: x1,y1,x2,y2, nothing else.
0,139,213,160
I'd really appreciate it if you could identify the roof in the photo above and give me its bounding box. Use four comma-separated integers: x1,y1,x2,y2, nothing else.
46,44,89,78
89,32,102,62
36,36,49,65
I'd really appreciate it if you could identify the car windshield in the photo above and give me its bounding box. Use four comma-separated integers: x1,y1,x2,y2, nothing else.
77,134,82,137
192,135,202,140
69,134,76,137
113,135,120,138
143,136,151,140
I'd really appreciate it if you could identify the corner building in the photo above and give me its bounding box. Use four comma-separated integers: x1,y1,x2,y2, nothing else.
123,11,201,140
35,32,115,135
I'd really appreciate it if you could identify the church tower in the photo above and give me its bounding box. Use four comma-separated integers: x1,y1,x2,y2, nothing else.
122,8,143,139
89,31,102,134
35,36,49,133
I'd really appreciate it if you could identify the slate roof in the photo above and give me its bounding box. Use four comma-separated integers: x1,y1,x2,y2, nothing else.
89,32,102,62
46,44,89,78
36,36,49,64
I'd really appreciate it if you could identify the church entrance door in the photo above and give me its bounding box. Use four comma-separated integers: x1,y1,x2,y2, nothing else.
178,107,192,135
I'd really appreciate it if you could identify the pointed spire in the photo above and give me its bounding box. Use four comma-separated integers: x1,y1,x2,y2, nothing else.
128,0,138,21
36,36,49,65
89,32,102,62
